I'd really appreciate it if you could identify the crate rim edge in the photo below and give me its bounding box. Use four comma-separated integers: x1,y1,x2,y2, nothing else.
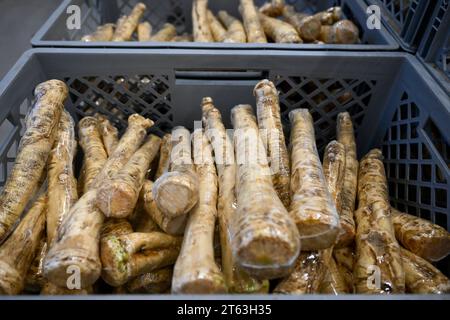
30,0,399,51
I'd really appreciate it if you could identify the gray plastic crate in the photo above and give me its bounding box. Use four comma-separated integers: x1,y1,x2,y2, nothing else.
366,0,435,52
418,0,449,94
31,0,399,50
0,49,449,297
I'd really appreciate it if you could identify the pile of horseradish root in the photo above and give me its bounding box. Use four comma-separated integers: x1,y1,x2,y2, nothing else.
81,0,360,45
0,79,449,296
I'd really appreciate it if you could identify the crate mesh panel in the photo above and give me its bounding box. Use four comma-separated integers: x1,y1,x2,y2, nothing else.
382,92,450,230
0,96,33,191
65,74,173,136
272,75,374,154
374,0,417,28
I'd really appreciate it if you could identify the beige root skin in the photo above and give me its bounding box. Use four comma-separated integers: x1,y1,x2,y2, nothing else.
40,282,93,295
172,131,227,294
151,23,177,42
202,98,268,293
137,21,152,41
392,209,450,262
101,230,182,287
112,2,146,41
401,248,450,294
259,13,302,43
91,114,153,189
96,135,161,218
320,255,350,294
95,114,119,157
81,23,114,42
192,0,214,42
0,80,66,243
357,149,390,208
47,111,78,245
155,134,172,180
254,80,291,208
218,11,247,43
231,105,300,280
333,246,355,292
353,201,405,294
125,267,173,293
282,6,321,42
323,140,354,247
44,115,153,289
239,0,267,43
153,127,199,219
140,180,186,235
289,109,339,250
207,10,227,42
0,194,46,295
274,251,327,294
335,112,357,247
24,238,47,293
313,6,342,25
320,20,359,44
259,0,285,17
78,116,108,193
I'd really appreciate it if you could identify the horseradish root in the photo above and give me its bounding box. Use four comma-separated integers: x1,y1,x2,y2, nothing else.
151,23,177,42
192,0,214,42
320,20,359,44
0,194,46,295
172,131,226,294
139,181,186,235
77,116,108,193
392,209,450,262
274,251,327,294
202,98,268,293
282,6,321,42
259,13,302,43
155,134,172,180
289,109,339,250
323,140,354,247
44,115,152,288
112,2,146,41
239,0,267,43
259,0,285,17
24,237,47,293
336,112,357,247
313,7,342,25
254,80,290,208
101,229,182,287
401,247,450,294
96,135,161,218
320,255,350,294
207,10,227,42
153,127,198,218
95,113,119,157
91,114,153,189
137,21,152,41
0,79,66,243
218,11,247,43
353,202,404,294
47,111,78,244
357,149,390,208
125,267,173,293
81,23,114,42
231,104,299,279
